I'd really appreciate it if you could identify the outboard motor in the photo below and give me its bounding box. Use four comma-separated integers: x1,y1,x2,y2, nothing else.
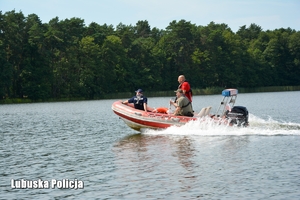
226,106,249,127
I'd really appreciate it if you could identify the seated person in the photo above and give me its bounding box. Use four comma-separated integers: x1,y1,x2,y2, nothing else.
170,89,194,117
122,89,148,111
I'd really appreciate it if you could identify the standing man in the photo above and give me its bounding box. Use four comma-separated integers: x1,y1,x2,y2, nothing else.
177,75,192,102
122,89,148,111
170,89,194,117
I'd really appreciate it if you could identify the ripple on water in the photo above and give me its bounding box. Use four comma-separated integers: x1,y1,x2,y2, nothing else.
1,95,300,199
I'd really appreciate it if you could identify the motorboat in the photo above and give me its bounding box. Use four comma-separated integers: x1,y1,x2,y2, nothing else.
112,89,249,131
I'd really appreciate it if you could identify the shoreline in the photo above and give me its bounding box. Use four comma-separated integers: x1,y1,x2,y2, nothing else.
1,85,300,104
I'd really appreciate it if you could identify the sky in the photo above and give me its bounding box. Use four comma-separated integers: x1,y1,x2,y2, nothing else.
1,0,300,32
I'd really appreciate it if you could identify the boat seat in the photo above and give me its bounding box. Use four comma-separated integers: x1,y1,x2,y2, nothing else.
197,106,212,117
205,106,212,116
197,107,207,117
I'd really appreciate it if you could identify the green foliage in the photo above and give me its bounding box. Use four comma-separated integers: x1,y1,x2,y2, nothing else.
1,10,300,101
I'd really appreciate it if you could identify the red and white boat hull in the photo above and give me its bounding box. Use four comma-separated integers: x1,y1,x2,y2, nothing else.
112,100,196,131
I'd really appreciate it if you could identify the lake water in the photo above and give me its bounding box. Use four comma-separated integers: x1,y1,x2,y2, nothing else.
1,91,300,199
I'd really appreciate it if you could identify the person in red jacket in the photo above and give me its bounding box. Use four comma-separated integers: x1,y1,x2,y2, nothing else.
177,75,192,102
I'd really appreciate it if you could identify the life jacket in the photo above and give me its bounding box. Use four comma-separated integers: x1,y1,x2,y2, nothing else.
175,81,192,102
182,80,192,96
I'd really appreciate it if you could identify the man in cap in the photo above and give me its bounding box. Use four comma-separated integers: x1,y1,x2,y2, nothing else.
170,89,194,117
122,89,148,111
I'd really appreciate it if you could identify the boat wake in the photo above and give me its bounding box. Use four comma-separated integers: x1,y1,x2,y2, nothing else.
142,114,300,136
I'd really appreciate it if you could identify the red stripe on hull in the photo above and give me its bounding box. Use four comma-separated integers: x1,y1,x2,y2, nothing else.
113,110,174,129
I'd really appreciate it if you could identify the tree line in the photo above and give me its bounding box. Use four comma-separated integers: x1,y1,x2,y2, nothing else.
1,10,300,101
